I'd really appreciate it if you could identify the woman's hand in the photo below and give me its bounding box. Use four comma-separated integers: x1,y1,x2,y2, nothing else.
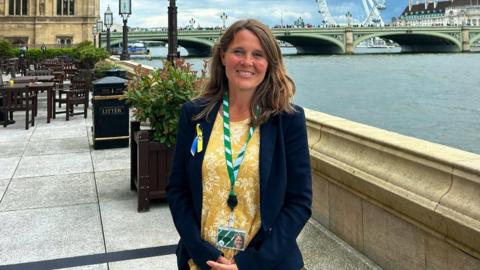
206,260,239,270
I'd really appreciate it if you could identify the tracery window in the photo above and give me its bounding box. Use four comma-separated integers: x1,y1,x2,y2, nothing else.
8,0,28,15
57,0,75,15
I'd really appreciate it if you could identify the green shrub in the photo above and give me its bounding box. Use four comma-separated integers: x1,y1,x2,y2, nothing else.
0,39,14,58
125,59,207,147
75,45,109,69
93,60,119,78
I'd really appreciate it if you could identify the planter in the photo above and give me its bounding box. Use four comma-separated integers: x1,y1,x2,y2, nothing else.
130,121,174,212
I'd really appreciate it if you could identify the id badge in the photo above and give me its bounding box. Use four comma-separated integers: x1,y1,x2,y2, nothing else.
216,227,246,251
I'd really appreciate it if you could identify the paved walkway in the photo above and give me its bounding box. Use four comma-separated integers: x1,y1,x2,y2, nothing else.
0,78,179,269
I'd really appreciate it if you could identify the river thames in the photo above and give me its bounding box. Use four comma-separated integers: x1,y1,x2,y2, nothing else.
133,47,480,155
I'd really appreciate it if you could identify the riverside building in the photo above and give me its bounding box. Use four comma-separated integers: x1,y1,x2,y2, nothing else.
0,0,99,46
394,0,480,27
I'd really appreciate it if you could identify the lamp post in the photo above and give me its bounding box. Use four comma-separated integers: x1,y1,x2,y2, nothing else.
119,0,131,60
167,0,179,64
104,6,113,53
220,12,228,29
92,25,98,47
345,11,353,26
97,19,103,48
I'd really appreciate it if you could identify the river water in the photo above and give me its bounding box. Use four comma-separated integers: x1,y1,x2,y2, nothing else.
133,47,480,155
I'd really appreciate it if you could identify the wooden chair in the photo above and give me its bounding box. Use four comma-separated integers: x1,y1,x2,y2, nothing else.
63,63,78,80
26,69,53,76
64,75,89,121
1,87,36,129
53,72,68,116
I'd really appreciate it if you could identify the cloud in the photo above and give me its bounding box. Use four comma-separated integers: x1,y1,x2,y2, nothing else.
100,0,403,27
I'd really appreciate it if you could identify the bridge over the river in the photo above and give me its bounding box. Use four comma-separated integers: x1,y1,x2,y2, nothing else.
101,26,480,56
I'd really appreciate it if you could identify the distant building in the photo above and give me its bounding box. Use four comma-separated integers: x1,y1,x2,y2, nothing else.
394,0,480,27
0,0,99,47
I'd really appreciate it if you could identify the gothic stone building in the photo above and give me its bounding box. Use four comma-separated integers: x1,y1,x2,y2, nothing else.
0,0,99,46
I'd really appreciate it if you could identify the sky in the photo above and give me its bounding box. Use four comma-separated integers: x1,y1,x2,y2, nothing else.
100,0,409,28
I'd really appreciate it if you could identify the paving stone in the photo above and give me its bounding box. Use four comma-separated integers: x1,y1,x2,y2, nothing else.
0,141,28,157
95,170,136,202
0,128,33,142
109,255,177,270
91,148,130,172
14,152,93,178
36,116,86,127
0,156,21,180
100,199,179,253
0,179,10,199
30,125,88,141
0,204,105,265
0,173,97,211
24,137,90,156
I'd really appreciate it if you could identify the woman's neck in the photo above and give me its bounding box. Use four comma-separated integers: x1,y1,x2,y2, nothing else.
226,89,254,122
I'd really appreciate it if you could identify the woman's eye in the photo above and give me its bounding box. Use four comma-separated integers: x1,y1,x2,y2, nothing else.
253,52,264,58
233,50,244,55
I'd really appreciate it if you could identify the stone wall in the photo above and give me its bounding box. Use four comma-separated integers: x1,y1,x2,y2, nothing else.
0,0,99,46
306,108,480,269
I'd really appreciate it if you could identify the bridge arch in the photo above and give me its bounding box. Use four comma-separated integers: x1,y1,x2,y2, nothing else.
275,33,345,54
353,32,462,53
177,37,214,57
470,33,480,47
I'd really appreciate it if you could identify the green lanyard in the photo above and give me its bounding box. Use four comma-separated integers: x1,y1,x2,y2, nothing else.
222,92,256,211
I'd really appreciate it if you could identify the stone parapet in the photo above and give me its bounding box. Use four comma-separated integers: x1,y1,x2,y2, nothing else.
305,108,480,269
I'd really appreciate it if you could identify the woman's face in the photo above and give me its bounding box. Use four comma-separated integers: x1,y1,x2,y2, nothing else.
221,29,269,95
234,235,244,249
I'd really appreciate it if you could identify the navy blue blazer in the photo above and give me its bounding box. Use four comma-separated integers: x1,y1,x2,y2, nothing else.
166,99,312,270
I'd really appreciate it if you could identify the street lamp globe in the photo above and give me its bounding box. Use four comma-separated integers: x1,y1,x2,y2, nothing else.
104,6,113,53
104,6,113,28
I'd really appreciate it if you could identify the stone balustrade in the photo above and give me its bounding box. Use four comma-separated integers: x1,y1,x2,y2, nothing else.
305,108,480,269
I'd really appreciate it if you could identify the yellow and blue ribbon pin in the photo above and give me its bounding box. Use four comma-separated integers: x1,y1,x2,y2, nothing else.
190,123,203,156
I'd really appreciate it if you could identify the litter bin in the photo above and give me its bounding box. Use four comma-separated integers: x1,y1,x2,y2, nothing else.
105,68,127,79
92,76,129,149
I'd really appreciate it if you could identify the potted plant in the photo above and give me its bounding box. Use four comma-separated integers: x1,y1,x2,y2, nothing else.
93,60,119,79
125,59,206,211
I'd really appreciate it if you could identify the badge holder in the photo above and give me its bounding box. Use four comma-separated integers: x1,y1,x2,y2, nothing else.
216,226,246,251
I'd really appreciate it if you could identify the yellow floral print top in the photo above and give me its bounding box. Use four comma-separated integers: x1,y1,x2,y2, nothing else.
188,113,261,270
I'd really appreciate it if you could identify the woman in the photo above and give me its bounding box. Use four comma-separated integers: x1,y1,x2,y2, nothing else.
167,19,312,270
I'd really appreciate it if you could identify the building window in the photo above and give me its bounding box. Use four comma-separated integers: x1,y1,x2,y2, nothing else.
9,0,28,15
57,36,73,46
57,0,74,15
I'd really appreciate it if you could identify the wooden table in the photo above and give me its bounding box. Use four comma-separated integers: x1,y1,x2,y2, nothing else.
29,82,56,123
1,82,56,123
12,75,55,83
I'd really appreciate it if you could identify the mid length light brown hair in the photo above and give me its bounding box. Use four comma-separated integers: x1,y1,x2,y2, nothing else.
194,19,296,126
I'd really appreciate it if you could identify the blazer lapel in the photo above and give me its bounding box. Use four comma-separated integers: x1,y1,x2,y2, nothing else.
189,103,220,210
259,117,276,204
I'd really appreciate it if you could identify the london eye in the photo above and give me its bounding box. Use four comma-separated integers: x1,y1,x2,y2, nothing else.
316,0,386,27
